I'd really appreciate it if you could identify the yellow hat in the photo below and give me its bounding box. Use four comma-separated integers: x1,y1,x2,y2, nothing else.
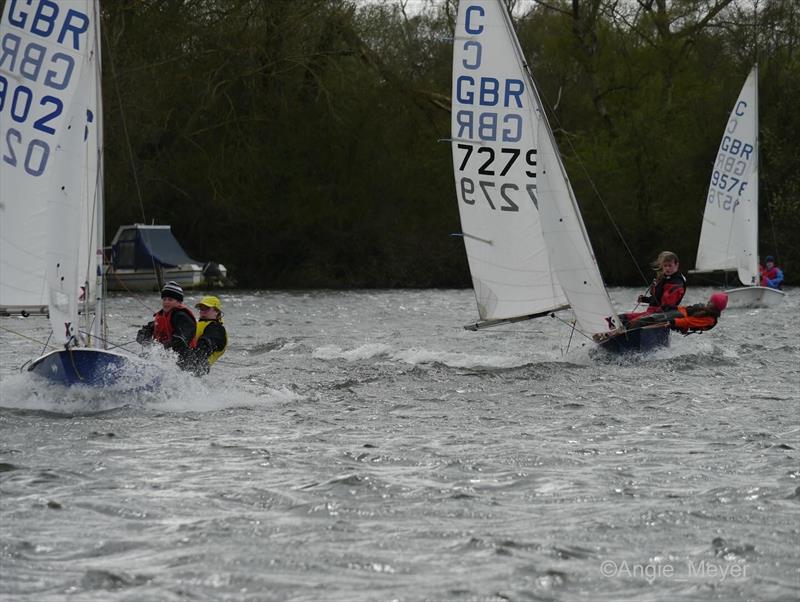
195,295,222,310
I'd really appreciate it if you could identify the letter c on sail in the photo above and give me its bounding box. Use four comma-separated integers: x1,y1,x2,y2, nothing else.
462,40,481,70
465,5,485,34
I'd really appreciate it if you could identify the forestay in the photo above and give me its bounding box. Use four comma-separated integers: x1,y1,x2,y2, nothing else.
695,66,759,286
451,0,567,323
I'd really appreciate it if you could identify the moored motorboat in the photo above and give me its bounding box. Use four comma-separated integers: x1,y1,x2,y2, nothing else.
106,224,230,291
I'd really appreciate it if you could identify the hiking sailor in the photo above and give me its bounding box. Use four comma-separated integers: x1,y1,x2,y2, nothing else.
136,281,197,364
179,295,228,376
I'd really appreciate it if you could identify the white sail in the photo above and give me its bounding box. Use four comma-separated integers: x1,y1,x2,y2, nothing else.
0,0,100,340
451,0,617,335
0,1,51,310
695,66,759,286
451,0,567,322
535,113,621,335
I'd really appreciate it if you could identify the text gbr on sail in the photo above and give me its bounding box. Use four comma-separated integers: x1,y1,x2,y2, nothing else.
0,0,89,177
455,4,524,143
707,99,755,212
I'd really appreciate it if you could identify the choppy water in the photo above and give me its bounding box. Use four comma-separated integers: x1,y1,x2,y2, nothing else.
1,287,798,602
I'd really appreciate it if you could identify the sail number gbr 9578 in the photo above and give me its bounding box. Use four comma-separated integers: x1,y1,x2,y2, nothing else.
0,0,90,178
707,100,754,213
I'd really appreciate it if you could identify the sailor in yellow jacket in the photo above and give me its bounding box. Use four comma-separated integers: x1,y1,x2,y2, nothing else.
179,295,228,375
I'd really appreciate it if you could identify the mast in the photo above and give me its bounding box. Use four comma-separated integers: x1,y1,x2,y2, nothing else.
91,0,106,348
752,62,759,285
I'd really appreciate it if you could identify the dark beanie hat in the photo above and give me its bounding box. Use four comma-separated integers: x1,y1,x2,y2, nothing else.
160,281,184,302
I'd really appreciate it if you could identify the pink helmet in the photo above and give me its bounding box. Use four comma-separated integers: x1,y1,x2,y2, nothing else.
709,292,728,312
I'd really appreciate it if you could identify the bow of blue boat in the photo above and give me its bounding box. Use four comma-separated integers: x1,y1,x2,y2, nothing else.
27,348,161,390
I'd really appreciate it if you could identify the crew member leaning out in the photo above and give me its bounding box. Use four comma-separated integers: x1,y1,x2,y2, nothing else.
629,292,728,334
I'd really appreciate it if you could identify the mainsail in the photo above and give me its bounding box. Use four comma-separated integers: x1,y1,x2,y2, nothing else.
451,0,567,324
695,66,759,287
6,1,164,387
0,2,50,310
0,0,102,338
451,1,618,336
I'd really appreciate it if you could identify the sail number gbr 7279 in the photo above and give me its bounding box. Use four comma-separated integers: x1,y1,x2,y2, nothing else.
455,143,537,212
453,3,539,214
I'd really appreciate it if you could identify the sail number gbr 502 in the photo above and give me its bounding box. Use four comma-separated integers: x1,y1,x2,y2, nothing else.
0,0,91,178
455,143,537,212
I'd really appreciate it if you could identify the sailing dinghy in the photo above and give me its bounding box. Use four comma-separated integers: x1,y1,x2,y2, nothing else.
451,0,664,352
692,65,784,308
1,0,156,386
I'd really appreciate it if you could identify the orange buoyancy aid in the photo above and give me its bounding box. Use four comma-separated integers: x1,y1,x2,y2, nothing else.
671,305,719,332
153,304,197,346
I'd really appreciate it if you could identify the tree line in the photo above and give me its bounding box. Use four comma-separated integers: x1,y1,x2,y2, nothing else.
100,0,799,287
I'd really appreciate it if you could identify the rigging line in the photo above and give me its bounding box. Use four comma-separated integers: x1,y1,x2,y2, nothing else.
77,330,139,353
40,331,53,356
80,146,103,333
557,124,648,286
102,23,146,225
564,319,577,354
0,324,59,350
521,68,648,286
102,18,162,283
106,269,158,313
766,207,781,265
549,313,593,342
102,21,163,291
67,347,85,382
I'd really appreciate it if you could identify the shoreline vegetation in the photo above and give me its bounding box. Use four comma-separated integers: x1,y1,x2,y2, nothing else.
102,0,798,288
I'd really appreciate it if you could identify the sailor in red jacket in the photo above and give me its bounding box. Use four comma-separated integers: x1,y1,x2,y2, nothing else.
622,251,687,324
136,281,197,360
628,292,728,334
759,255,784,289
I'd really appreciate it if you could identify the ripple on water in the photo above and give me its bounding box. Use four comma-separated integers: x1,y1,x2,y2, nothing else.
1,289,798,601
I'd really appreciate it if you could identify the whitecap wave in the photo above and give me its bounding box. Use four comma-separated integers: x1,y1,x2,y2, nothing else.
312,342,556,369
0,346,279,414
391,347,525,369
313,343,392,361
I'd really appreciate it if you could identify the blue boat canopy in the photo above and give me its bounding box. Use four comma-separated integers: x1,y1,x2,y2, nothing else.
111,225,198,269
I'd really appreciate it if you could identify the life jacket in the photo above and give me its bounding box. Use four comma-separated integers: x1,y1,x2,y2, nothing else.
760,265,783,288
650,272,687,309
673,304,720,332
153,304,197,346
761,265,779,279
195,318,227,366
